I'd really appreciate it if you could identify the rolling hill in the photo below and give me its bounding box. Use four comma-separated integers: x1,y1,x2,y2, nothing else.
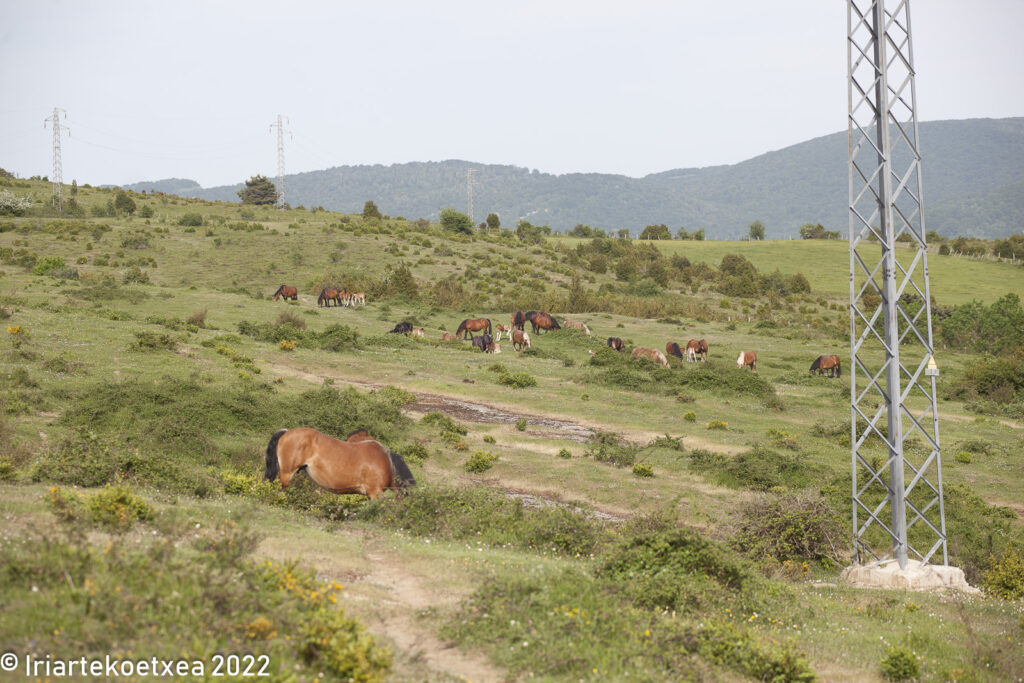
122,117,1024,239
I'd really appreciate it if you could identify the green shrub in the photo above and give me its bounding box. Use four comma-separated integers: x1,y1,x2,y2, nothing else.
496,371,537,388
954,451,972,464
131,330,177,351
83,484,153,530
178,212,203,226
880,644,920,681
632,462,654,477
31,256,68,276
515,418,527,431
982,545,1024,600
122,265,150,284
707,419,727,430
733,491,844,565
422,411,467,436
684,411,696,422
483,435,496,444
688,445,826,492
557,448,572,459
585,431,637,468
464,450,498,473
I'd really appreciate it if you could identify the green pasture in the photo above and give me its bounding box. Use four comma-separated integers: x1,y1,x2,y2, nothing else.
2,180,1023,681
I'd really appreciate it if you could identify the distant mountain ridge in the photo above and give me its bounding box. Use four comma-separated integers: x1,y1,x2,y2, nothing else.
125,117,1024,238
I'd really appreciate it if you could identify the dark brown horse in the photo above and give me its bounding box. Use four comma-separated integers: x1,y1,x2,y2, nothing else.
456,318,492,340
317,288,342,307
272,285,298,301
529,312,560,334
389,321,414,335
512,329,531,351
697,339,709,362
666,341,684,359
471,333,494,352
511,311,527,331
810,354,842,378
264,428,415,499
607,337,624,351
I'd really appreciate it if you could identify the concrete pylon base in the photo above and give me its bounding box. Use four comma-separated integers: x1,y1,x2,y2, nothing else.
840,560,979,594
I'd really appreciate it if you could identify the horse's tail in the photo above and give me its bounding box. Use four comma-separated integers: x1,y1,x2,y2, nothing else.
386,447,416,489
835,359,841,378
455,319,468,337
265,429,286,481
486,319,492,336
810,356,821,373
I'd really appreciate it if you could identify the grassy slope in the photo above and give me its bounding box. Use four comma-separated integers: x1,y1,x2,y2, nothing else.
2,180,1023,680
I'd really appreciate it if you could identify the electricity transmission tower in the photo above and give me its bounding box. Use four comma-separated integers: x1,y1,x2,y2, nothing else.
269,115,290,208
466,169,477,223
847,0,946,570
44,108,67,209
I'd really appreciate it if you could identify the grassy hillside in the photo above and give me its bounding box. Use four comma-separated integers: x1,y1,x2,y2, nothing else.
172,117,1024,239
2,180,1023,681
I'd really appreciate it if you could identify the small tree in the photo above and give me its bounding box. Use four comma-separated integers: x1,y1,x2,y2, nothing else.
440,208,474,234
237,175,278,205
617,229,630,239
485,212,500,231
748,220,766,241
692,229,705,241
114,191,136,215
639,224,671,240
362,200,383,220
70,179,78,196
676,227,691,240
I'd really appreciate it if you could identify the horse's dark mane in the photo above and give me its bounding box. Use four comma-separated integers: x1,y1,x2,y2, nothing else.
264,429,286,481
810,356,822,372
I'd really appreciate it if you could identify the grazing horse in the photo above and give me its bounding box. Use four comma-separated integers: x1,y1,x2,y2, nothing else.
530,312,561,334
389,322,414,335
411,327,425,338
471,333,494,352
697,339,709,362
511,311,527,331
685,339,703,363
318,288,342,307
607,337,625,351
512,329,531,351
666,341,684,359
737,351,757,371
564,320,591,336
440,331,454,341
810,354,842,378
264,428,415,500
456,318,492,340
494,324,511,341
632,346,670,369
272,285,298,301
350,292,366,306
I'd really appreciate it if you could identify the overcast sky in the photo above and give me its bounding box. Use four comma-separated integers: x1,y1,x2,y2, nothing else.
2,0,1022,188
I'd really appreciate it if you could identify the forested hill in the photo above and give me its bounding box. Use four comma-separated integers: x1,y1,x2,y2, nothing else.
132,117,1024,239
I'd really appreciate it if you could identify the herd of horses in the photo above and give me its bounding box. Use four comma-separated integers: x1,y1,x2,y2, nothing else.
263,290,843,499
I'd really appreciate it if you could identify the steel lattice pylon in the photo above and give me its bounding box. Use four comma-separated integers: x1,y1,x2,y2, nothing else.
847,0,947,569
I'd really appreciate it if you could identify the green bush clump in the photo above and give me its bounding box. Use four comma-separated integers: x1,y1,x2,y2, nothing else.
732,491,843,565
84,484,154,530
982,545,1024,600
237,319,359,352
632,462,654,477
515,418,527,431
684,410,697,422
688,445,826,491
880,644,920,681
954,451,972,464
177,212,203,226
585,431,637,468
464,450,498,473
131,330,177,351
557,448,572,459
0,522,391,681
421,411,467,436
495,371,537,388
483,435,496,444
31,256,68,276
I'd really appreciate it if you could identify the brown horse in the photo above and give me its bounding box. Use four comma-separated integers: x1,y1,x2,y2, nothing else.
512,329,531,351
564,320,591,336
264,428,415,499
411,327,425,338
529,312,561,334
632,346,670,369
272,285,298,301
666,341,684,359
318,288,342,307
456,318,491,340
810,354,842,378
511,311,527,331
737,351,757,371
697,339,709,362
607,337,624,351
440,331,454,341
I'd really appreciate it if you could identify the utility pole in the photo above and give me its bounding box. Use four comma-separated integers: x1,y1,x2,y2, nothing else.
269,115,290,208
466,168,477,223
846,0,949,574
44,108,67,210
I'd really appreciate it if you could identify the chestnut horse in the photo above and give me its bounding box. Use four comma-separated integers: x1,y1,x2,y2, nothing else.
512,329,531,351
697,339,709,362
456,318,491,340
632,346,670,369
511,311,527,331
810,354,842,378
666,341,684,359
494,324,511,341
607,337,624,351
318,288,342,307
529,312,560,334
737,351,757,371
264,428,415,499
686,339,709,362
564,320,591,336
272,285,298,301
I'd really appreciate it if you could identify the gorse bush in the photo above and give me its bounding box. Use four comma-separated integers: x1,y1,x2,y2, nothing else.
732,491,844,565
982,544,1024,600
688,445,827,491
464,450,498,473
